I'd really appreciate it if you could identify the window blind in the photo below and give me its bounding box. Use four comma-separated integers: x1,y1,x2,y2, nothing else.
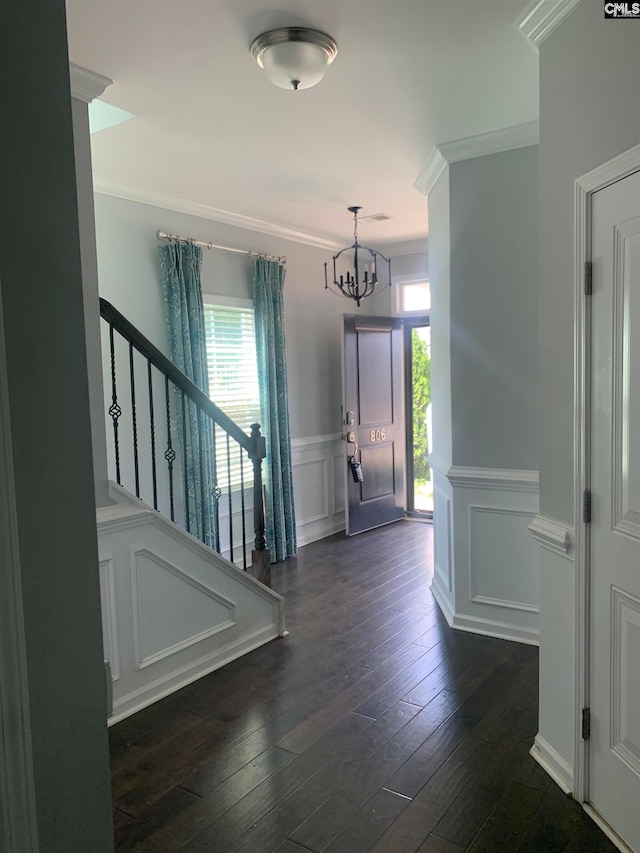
203,303,261,490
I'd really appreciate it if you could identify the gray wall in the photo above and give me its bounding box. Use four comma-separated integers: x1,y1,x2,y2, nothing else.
0,0,114,849
537,0,640,771
72,99,111,508
94,193,395,442
427,169,453,466
450,146,539,470
539,0,640,524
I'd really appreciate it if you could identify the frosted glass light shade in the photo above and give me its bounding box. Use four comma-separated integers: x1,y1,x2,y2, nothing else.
251,28,338,91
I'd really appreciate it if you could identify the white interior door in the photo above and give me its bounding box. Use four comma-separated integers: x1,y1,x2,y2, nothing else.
589,169,640,852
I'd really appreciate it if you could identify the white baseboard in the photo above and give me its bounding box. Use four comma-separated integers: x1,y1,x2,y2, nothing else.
582,805,635,853
530,734,574,794
109,622,281,724
430,571,455,625
451,611,539,646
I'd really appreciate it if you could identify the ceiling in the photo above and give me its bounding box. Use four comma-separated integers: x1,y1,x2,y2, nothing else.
65,1,539,250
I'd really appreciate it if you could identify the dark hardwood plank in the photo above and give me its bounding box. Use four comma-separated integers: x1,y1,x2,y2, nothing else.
107,521,618,853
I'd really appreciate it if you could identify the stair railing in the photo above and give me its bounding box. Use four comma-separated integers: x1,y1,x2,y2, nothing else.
99,298,270,581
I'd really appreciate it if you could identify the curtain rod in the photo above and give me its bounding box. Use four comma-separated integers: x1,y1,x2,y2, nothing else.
157,230,286,265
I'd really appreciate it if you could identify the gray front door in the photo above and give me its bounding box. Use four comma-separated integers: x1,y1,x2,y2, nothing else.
343,314,405,535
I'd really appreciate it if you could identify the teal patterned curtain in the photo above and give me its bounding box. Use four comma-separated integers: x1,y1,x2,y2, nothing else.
158,242,218,549
253,258,297,561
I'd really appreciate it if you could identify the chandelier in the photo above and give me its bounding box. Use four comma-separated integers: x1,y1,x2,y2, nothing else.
325,207,392,307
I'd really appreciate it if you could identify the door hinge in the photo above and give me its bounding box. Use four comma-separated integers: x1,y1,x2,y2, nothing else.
584,261,593,296
583,489,592,524
582,707,591,740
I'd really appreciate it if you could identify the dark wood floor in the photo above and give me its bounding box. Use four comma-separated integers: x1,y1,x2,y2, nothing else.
110,521,617,852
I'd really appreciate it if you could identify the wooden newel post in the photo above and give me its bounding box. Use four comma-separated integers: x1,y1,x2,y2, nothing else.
248,423,271,587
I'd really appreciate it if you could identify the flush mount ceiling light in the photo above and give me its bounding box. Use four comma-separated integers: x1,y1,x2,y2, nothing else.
250,27,338,91
325,207,392,307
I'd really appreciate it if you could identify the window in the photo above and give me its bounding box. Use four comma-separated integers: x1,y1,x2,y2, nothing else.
393,278,431,315
203,298,260,489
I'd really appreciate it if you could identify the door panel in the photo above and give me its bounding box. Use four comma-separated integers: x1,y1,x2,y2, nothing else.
343,315,404,535
590,170,640,852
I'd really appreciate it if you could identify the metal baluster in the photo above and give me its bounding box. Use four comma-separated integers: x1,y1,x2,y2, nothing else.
240,446,247,570
181,390,190,533
108,324,122,484
197,407,206,545
129,342,140,498
147,361,158,510
212,425,220,553
227,434,233,565
164,375,176,521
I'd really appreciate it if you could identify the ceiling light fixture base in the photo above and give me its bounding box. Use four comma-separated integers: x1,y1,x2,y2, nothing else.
251,27,338,91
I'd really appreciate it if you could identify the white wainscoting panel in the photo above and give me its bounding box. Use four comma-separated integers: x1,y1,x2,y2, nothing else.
130,548,236,670
434,488,453,594
99,556,120,681
430,464,455,623
98,484,284,723
469,506,540,613
443,466,540,645
291,434,345,546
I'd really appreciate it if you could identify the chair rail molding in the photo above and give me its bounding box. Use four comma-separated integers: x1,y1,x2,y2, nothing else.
446,465,539,492
528,515,573,558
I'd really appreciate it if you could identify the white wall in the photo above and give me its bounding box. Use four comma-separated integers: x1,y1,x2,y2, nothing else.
426,145,540,645
536,0,640,780
93,194,409,545
450,146,539,470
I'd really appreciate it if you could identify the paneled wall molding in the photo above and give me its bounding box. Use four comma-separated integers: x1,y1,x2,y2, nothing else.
97,485,284,722
516,0,584,48
415,122,539,197
446,465,539,492
530,734,574,794
292,433,345,546
93,181,343,252
69,63,112,104
528,514,573,557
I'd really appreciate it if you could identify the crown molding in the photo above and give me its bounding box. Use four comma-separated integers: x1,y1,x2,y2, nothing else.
516,0,584,48
414,146,447,197
377,237,428,257
93,177,343,252
69,63,112,104
438,120,539,165
415,120,539,197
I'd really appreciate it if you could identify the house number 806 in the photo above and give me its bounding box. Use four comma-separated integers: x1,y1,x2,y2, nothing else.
370,429,386,442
